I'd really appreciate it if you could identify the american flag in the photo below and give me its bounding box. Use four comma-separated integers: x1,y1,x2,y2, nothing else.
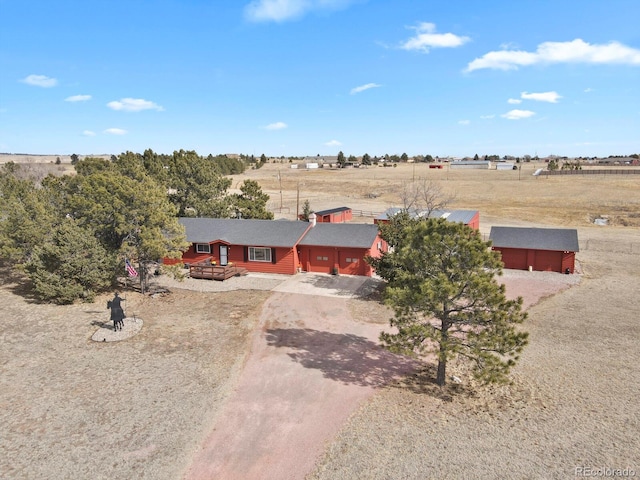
125,259,138,277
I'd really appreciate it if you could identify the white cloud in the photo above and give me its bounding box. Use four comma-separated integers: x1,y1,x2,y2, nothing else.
400,22,470,53
22,74,58,88
480,114,495,119
66,94,92,102
82,130,96,136
350,83,381,95
467,39,640,72
508,98,522,104
244,0,357,23
107,98,164,112
104,128,127,135
501,109,536,120
325,140,342,146
521,91,562,103
584,87,594,93
263,121,288,130
458,120,470,125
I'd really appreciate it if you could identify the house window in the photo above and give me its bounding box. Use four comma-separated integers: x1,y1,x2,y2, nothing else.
195,243,211,254
345,258,358,264
316,256,328,261
249,247,272,262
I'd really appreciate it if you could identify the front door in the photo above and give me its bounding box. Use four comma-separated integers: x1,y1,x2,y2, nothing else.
219,245,228,266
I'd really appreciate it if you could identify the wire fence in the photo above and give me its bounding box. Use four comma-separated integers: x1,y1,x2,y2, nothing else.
352,209,384,218
540,169,640,176
580,240,640,254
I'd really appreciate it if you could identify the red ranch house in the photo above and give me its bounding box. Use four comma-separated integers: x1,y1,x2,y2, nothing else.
166,217,388,277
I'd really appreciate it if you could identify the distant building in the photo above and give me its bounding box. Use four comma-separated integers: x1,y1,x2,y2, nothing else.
450,161,492,169
313,207,353,223
375,208,480,230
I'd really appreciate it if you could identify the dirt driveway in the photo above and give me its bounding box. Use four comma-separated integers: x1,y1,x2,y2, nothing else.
182,288,417,480
182,270,577,480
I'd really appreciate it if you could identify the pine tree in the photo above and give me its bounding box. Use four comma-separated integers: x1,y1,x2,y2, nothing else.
369,218,528,386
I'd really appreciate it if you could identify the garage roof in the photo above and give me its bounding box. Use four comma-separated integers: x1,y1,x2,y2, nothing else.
179,218,310,247
314,206,351,216
489,226,579,252
299,223,380,248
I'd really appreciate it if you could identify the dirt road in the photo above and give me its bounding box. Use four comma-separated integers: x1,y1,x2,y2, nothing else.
183,291,417,480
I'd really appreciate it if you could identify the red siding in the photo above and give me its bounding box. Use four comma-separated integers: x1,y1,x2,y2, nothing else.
494,247,576,274
300,233,385,277
163,244,212,266
561,252,576,274
495,247,528,270
316,209,353,223
166,243,299,275
467,211,480,230
534,250,563,272
337,248,368,275
304,247,335,274
227,246,298,275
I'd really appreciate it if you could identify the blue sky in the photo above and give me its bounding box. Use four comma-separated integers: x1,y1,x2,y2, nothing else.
1,0,639,158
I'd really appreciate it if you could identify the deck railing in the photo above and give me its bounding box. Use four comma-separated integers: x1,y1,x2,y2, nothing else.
189,261,248,280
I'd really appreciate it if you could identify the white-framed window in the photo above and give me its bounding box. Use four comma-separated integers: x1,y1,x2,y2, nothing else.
345,258,358,264
195,243,211,253
249,247,272,262
316,256,328,261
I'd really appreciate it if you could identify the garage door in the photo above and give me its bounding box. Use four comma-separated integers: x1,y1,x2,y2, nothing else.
534,250,563,272
338,249,364,275
497,248,528,270
307,247,334,274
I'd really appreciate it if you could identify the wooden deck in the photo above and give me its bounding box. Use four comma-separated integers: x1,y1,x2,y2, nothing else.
189,262,249,281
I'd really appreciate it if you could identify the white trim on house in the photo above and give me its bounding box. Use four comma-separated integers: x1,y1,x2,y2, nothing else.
249,247,272,262
195,243,211,253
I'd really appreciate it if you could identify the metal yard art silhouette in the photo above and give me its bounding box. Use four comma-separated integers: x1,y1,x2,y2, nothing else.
107,292,125,331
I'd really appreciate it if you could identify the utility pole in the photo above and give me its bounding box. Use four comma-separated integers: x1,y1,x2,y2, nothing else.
296,181,300,220
278,169,283,211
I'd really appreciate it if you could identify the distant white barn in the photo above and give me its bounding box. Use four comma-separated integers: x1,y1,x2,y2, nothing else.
450,160,492,169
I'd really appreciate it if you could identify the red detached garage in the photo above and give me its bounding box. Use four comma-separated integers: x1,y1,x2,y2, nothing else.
489,226,579,273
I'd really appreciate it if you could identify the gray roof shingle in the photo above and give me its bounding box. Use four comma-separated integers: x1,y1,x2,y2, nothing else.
299,223,380,248
314,206,351,216
489,226,579,252
179,218,310,247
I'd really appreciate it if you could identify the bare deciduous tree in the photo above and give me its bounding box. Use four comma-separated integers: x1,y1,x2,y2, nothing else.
398,179,455,216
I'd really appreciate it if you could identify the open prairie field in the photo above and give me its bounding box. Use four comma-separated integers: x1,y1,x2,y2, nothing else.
234,161,640,227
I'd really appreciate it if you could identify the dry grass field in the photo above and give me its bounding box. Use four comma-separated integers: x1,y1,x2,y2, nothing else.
1,158,638,479
235,162,640,227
